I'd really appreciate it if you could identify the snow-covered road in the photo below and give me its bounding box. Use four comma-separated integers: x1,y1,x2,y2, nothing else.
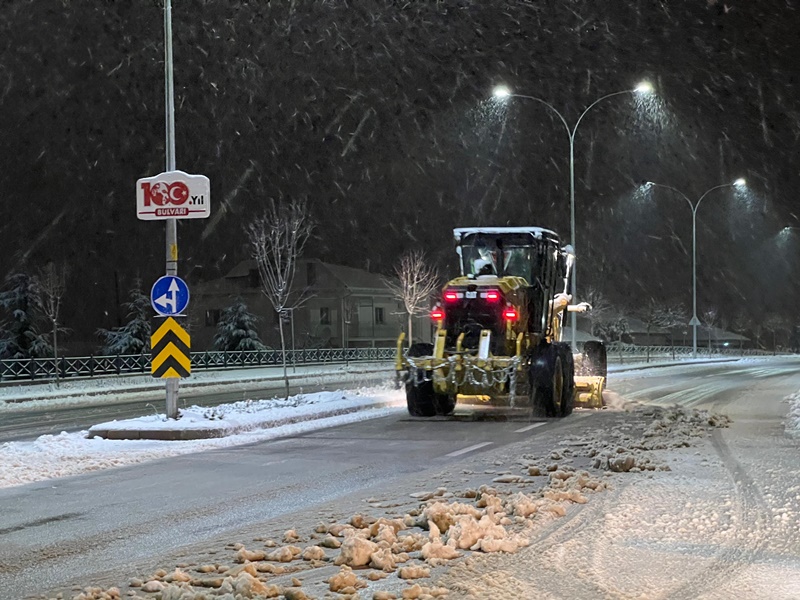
2,356,800,599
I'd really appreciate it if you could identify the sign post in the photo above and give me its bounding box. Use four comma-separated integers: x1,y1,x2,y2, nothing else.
134,0,210,420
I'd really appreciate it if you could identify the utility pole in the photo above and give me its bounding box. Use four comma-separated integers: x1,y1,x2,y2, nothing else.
164,0,179,419
137,0,209,419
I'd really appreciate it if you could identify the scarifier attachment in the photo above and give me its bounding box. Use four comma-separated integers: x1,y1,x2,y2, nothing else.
573,374,605,408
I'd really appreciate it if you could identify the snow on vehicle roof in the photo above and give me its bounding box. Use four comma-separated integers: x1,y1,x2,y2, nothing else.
453,227,559,242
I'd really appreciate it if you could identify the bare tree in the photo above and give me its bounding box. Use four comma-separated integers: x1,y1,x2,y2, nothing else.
581,286,610,336
639,299,669,363
340,295,356,350
652,302,688,360
247,198,313,397
764,313,790,355
702,307,719,353
384,251,439,347
36,262,67,382
594,306,630,363
731,311,752,355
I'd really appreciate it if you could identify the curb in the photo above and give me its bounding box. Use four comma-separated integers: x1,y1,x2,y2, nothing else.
609,357,741,373
87,399,398,441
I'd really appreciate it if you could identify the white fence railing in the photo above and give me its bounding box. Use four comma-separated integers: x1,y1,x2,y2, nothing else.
604,344,774,364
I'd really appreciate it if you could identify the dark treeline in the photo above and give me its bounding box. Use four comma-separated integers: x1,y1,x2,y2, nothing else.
0,0,797,347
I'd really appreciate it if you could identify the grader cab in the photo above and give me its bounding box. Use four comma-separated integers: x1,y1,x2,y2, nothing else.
395,227,607,418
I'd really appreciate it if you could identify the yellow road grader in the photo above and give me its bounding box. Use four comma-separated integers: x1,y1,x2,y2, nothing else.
395,227,607,417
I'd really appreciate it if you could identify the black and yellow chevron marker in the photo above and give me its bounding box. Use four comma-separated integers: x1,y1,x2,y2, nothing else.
151,317,191,378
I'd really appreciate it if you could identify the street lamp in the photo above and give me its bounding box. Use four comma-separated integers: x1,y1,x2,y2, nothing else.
642,178,747,358
492,81,654,350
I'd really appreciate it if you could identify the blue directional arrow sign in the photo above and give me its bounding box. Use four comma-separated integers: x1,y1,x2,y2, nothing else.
151,275,190,316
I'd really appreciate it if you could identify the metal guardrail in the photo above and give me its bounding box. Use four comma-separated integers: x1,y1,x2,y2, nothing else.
0,347,396,382
0,344,779,382
605,344,774,363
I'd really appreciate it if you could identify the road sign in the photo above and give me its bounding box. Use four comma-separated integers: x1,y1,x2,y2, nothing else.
689,316,701,326
136,170,210,220
151,275,190,316
151,317,191,378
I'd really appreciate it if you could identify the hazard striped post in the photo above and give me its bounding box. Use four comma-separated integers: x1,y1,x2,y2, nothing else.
151,317,191,379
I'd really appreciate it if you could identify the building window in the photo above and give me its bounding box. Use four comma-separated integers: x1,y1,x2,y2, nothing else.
375,307,385,325
205,309,221,326
320,307,330,325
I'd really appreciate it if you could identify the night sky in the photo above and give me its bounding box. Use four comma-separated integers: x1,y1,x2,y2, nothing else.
0,0,798,348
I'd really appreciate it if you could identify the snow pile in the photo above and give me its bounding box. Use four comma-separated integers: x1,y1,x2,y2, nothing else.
531,405,733,475
61,464,609,600
784,389,800,437
0,387,402,488
89,388,399,433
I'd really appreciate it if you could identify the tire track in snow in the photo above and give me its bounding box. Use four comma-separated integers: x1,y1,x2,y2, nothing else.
507,478,639,599
665,430,769,600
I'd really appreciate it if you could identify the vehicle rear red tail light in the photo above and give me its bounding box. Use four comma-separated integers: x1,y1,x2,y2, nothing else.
484,290,501,302
431,307,445,321
503,307,518,321
443,291,459,303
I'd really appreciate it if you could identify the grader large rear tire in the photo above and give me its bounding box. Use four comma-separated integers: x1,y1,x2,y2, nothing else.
530,344,563,418
434,395,457,416
406,379,437,417
555,343,575,417
405,342,436,417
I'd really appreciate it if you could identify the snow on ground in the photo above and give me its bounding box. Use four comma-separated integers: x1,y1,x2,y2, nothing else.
54,403,734,600
0,387,404,489
784,388,800,438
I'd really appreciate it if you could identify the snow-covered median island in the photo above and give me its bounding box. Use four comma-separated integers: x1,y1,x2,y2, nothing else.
88,388,401,439
0,387,404,489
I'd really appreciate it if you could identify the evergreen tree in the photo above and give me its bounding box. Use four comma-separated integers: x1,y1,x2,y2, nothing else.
0,272,52,359
213,298,267,351
96,283,151,355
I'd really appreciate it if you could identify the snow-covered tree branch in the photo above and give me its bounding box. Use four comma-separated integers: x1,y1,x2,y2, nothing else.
213,298,267,352
384,250,439,346
96,282,151,356
247,198,313,396
0,272,51,360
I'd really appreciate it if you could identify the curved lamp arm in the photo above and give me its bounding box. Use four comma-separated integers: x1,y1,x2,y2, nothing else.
695,183,736,213
507,94,571,139
645,182,695,213
573,89,639,139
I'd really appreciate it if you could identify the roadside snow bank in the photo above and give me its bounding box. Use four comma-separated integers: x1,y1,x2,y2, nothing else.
88,389,399,438
0,387,403,488
784,389,800,437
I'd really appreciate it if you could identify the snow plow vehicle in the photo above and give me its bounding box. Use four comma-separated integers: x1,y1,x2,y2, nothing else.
395,227,607,417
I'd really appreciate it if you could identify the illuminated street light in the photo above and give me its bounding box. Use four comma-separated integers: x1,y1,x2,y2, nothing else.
492,81,654,350
642,178,747,358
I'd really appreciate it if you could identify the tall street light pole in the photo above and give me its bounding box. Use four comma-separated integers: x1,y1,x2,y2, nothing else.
644,178,746,359
163,0,179,418
493,82,654,351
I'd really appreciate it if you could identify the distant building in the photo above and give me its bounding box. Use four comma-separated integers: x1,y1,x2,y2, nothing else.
189,259,433,350
576,315,749,348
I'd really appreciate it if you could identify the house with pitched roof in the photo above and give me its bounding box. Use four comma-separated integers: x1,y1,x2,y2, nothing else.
189,259,432,350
